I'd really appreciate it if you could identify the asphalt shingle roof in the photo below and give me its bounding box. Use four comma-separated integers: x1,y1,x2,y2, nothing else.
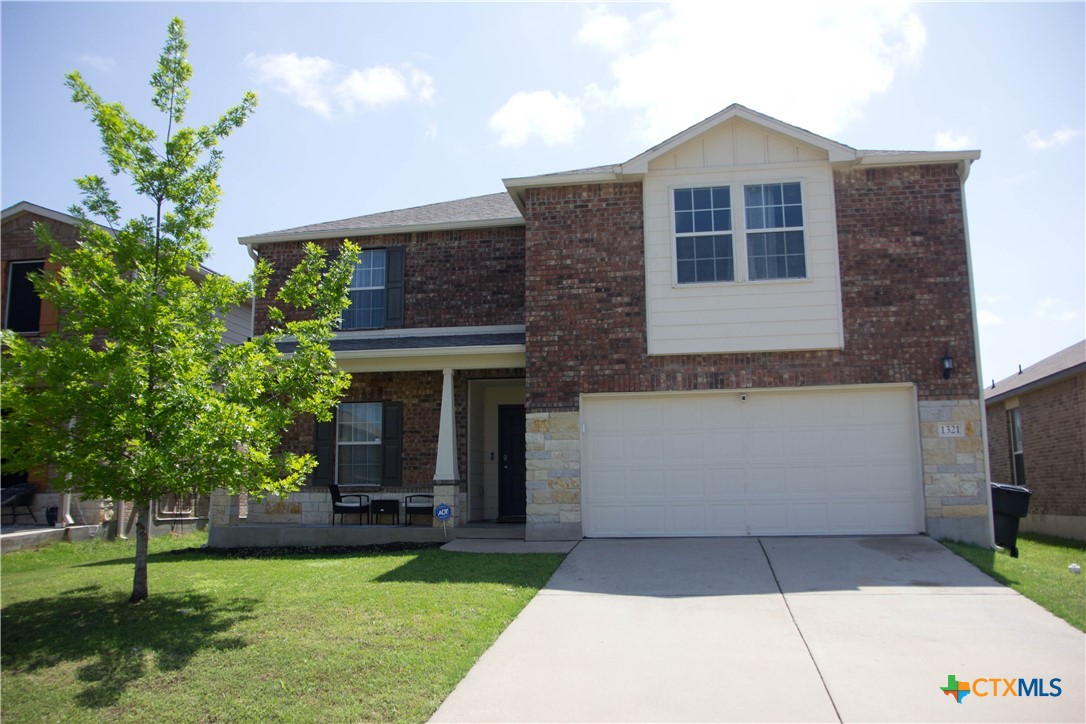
249,192,522,240
985,340,1086,401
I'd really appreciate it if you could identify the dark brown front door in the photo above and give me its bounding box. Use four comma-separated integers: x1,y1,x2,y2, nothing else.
498,404,526,520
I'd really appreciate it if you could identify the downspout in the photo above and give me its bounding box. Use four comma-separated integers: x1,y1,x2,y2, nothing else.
959,157,995,548
246,243,258,339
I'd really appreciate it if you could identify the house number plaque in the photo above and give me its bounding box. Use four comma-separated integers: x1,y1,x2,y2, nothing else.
938,422,965,438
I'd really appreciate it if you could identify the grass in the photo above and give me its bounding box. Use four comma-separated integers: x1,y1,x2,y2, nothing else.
1,532,565,723
942,532,1086,632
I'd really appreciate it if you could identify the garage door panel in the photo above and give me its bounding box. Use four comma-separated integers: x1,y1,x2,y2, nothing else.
583,387,923,537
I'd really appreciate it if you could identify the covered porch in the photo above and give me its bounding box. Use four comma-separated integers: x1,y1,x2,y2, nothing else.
209,327,527,548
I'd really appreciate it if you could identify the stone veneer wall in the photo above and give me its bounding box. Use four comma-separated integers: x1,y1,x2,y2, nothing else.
919,399,990,544
525,411,582,540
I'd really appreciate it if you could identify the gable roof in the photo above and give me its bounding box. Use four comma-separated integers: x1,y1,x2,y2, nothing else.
985,340,1086,404
503,103,981,209
240,192,523,246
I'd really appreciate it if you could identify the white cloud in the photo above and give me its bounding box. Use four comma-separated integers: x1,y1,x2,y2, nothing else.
77,54,117,73
494,2,927,146
243,52,433,118
578,8,633,52
489,91,585,147
934,130,973,150
977,310,1004,326
1024,127,1083,151
1034,297,1083,322
575,2,928,144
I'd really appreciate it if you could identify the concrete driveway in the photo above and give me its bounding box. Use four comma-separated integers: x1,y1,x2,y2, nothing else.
431,536,1085,723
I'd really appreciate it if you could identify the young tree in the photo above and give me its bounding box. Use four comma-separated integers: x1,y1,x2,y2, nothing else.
1,17,356,603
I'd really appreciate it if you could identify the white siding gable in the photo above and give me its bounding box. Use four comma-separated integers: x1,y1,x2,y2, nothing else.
644,118,844,356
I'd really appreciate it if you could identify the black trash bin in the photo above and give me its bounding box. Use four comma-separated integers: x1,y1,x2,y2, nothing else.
990,482,1032,558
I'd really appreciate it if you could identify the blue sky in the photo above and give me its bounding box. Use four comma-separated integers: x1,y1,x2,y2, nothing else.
2,1,1083,383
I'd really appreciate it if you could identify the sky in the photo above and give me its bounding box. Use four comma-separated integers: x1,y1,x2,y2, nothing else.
2,1,1084,385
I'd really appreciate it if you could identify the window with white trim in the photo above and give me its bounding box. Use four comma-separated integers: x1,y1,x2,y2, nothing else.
1008,407,1026,485
672,182,807,284
673,187,734,283
744,182,806,280
342,250,387,330
337,402,383,485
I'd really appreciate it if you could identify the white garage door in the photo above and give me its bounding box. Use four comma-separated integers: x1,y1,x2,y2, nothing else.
582,386,922,537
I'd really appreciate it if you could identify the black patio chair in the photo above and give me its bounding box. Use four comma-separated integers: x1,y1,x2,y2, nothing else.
329,484,370,525
404,494,434,526
1,483,38,525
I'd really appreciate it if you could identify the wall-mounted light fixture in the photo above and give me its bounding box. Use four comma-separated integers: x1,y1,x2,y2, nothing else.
941,351,955,379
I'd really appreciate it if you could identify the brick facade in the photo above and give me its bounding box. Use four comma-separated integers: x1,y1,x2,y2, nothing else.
281,368,525,491
523,164,978,414
986,373,1086,540
253,226,525,334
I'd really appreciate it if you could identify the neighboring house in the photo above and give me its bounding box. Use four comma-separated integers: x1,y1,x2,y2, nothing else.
1,201,253,533
211,104,991,546
985,340,1086,541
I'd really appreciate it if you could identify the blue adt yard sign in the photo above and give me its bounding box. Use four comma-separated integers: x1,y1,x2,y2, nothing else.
434,504,452,521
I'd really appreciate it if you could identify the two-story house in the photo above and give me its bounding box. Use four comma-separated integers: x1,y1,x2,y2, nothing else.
212,104,990,547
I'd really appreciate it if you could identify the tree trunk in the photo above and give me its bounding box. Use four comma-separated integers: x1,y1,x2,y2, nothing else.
130,500,151,603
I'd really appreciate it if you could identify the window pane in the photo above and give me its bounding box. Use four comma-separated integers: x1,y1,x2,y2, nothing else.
783,183,801,204
693,210,713,232
694,236,715,258
746,207,764,230
711,187,731,209
338,402,382,443
745,185,762,206
766,206,784,229
677,259,696,284
676,211,694,234
786,231,805,254
692,188,712,209
766,184,783,204
343,289,386,329
674,188,693,211
713,209,731,231
695,259,715,281
784,205,803,227
676,237,695,259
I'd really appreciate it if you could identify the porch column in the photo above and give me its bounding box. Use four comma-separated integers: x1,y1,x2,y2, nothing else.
434,368,459,481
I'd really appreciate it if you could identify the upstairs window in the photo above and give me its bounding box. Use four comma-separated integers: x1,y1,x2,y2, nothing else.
673,187,734,283
343,250,386,330
340,247,405,331
672,182,807,285
4,260,44,333
744,182,806,280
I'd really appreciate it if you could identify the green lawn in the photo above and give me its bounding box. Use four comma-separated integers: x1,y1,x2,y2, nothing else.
1,532,565,723
942,532,1086,632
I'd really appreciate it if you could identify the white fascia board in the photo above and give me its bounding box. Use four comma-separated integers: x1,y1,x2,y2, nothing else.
622,104,858,173
854,150,982,167
335,345,526,373
238,215,524,247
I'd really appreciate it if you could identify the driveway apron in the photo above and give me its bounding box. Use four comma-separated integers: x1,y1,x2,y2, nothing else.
430,537,1085,723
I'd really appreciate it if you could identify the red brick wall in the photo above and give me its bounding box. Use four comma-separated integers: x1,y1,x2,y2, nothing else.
282,368,524,491
986,400,1013,484
987,374,1086,516
523,164,979,412
253,226,525,334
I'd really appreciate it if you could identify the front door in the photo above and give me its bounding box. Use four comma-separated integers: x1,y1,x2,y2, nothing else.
498,404,526,521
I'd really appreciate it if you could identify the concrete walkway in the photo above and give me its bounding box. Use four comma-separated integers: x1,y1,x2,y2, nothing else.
431,536,1085,723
